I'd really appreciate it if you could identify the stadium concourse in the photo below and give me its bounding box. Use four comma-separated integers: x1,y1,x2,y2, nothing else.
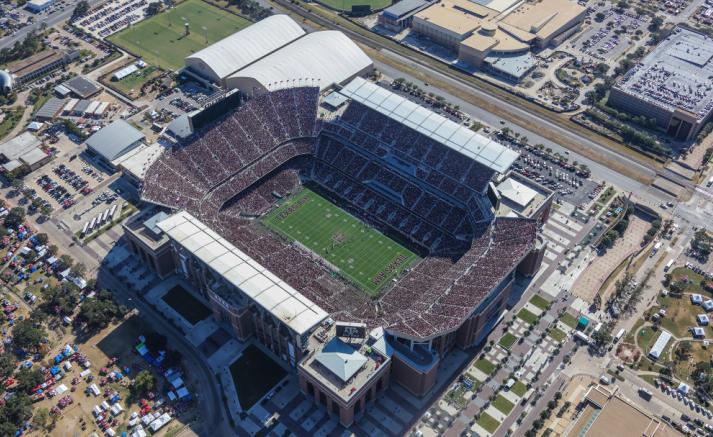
140,78,547,427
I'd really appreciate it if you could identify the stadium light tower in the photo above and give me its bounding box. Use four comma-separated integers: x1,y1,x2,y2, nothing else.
201,25,208,43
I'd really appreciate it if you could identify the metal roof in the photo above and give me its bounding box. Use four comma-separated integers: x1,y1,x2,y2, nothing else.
339,77,518,173
35,97,66,120
315,338,368,382
156,211,328,335
225,31,373,92
86,119,145,161
382,0,432,19
63,76,102,98
185,15,306,82
0,132,41,161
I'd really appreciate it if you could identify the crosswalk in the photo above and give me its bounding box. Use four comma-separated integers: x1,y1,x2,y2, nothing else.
539,211,584,272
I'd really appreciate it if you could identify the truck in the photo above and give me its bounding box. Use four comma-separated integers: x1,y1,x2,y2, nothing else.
707,177,713,187
664,259,674,272
639,387,653,400
614,328,626,343
651,241,662,256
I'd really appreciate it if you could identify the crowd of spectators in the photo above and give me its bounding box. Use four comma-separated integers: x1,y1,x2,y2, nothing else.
142,86,541,340
142,87,320,210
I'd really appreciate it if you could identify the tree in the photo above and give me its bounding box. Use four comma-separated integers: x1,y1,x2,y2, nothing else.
0,352,15,379
48,244,58,256
595,11,606,21
72,0,89,18
32,407,49,429
79,289,127,330
10,178,23,191
595,63,610,76
133,370,155,394
4,207,25,229
35,233,48,245
59,254,74,270
0,393,32,433
12,319,46,351
72,263,86,278
649,15,664,32
15,367,44,393
146,1,161,15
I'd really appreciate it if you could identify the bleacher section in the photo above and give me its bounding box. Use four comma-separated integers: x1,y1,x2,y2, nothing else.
142,84,538,340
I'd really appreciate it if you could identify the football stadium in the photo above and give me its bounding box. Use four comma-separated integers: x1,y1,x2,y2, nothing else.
139,76,546,426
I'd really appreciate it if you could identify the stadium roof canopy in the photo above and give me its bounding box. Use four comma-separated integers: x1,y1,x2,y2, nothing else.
225,31,373,93
185,14,306,83
339,77,518,174
156,211,329,336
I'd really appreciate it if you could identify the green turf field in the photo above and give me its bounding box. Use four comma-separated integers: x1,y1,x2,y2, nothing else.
262,188,419,296
316,0,391,12
107,0,251,71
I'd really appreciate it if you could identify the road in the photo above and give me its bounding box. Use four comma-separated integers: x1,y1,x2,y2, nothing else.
0,0,104,50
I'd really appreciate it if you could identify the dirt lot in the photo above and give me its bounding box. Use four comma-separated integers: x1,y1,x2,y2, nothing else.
25,315,196,436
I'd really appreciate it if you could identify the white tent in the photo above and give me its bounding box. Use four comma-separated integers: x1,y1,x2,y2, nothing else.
55,384,68,395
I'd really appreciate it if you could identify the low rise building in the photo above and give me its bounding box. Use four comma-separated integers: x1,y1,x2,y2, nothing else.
378,0,434,32
86,119,145,169
570,385,683,436
412,0,585,81
609,27,713,141
9,49,76,85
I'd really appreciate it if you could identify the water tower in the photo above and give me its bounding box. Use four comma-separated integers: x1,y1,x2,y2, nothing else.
184,22,190,36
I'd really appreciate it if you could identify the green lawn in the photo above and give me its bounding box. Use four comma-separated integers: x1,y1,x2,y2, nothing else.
673,341,710,384
315,0,391,12
0,109,23,141
499,332,517,349
107,65,162,99
548,327,567,343
474,358,497,375
263,188,419,296
559,312,578,329
657,295,699,338
493,394,514,415
670,267,708,295
529,294,550,310
161,284,212,324
445,384,468,409
477,412,501,434
517,308,538,324
107,0,251,70
510,380,528,397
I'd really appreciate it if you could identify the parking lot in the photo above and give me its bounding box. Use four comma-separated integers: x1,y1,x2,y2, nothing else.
152,81,219,118
75,0,152,39
571,5,648,63
502,140,599,206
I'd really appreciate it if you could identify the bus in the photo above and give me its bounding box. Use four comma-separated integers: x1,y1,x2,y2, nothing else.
614,328,625,343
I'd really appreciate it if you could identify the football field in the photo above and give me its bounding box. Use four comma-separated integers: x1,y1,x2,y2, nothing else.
263,188,419,296
107,0,251,71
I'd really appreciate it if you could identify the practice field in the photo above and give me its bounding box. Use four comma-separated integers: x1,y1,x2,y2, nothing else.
107,0,251,71
263,188,419,296
315,0,391,12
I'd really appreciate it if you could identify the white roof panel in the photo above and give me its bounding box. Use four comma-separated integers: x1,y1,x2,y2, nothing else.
156,211,328,335
226,31,373,92
340,77,518,173
185,15,305,81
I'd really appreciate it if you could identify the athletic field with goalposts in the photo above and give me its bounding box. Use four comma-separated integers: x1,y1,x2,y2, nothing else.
107,0,251,71
262,188,419,296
